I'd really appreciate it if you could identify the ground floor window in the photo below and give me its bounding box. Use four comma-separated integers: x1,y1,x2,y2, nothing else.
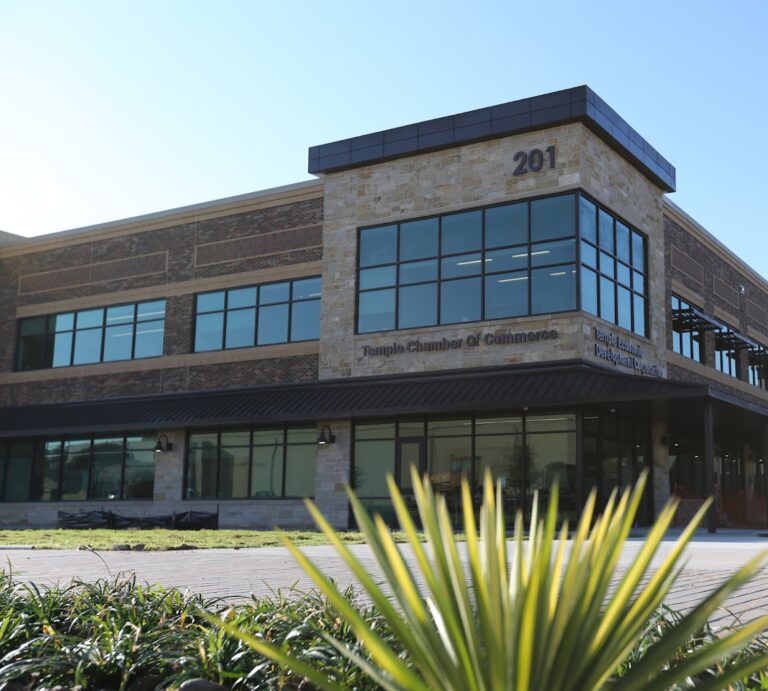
185,426,316,499
0,434,157,502
353,410,652,527
353,413,579,524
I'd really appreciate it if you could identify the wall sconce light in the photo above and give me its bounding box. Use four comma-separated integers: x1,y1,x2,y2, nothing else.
154,434,173,453
316,425,336,445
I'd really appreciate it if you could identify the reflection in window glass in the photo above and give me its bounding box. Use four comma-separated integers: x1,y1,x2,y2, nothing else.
441,277,481,324
580,197,647,337
485,202,527,248
17,300,166,370
531,195,575,241
441,211,482,254
357,193,579,333
354,441,395,497
399,283,437,329
531,265,576,313
359,225,397,267
358,289,396,333
485,273,528,319
399,218,438,261
184,426,317,500
194,277,321,350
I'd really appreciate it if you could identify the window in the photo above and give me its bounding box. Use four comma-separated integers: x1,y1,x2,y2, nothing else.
714,326,739,378
748,362,768,390
185,426,317,499
353,414,575,505
0,434,156,502
194,277,321,352
16,300,166,371
357,193,577,333
670,295,703,362
579,196,647,337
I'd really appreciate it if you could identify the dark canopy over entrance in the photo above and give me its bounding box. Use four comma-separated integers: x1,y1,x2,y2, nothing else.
0,359,708,438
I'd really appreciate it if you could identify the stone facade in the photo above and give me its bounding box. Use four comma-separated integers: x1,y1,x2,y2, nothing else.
318,123,667,381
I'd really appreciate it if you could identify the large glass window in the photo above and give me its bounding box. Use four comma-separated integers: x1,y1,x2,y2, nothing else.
353,414,575,505
185,426,317,499
16,300,166,371
579,196,647,337
0,434,156,502
357,193,578,333
670,295,703,362
194,277,321,352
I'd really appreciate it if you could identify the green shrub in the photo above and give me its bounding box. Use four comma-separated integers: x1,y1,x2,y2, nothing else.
212,470,768,690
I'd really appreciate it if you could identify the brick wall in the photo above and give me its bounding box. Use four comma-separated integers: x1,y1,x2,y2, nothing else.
664,210,768,402
0,192,323,407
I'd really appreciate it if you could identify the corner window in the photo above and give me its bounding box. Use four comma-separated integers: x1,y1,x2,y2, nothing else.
579,196,647,337
185,426,317,499
0,434,156,502
16,300,166,371
357,193,577,333
194,277,321,352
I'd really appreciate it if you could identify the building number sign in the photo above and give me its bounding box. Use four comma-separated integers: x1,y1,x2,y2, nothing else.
513,146,556,176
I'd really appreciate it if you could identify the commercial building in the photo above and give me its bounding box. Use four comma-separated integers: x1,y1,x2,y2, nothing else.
1,85,767,531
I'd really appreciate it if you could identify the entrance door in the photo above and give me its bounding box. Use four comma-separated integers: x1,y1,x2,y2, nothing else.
396,437,426,493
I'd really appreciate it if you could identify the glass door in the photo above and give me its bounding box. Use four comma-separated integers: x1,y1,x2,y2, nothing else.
397,437,426,493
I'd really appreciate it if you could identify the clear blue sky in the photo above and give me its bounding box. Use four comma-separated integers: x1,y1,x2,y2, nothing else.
1,1,767,276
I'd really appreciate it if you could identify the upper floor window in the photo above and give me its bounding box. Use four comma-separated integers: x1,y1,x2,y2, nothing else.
670,295,703,362
16,300,166,371
194,277,321,352
579,196,647,337
714,326,739,378
356,192,648,337
748,362,768,390
357,193,578,333
0,433,156,502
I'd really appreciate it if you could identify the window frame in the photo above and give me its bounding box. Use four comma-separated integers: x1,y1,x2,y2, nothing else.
0,433,157,502
670,294,704,363
192,276,322,353
578,195,648,338
15,299,166,372
355,190,649,337
183,425,318,500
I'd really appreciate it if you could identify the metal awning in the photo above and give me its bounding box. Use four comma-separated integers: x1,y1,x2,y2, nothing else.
671,307,722,333
715,329,760,351
0,361,711,438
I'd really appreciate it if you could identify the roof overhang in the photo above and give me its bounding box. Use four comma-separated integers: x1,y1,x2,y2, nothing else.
0,360,711,438
308,86,675,192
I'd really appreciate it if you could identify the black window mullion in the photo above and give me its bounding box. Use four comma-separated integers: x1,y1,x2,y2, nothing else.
281,429,288,498
130,304,138,359
287,281,294,342
576,196,582,311
215,429,222,498
86,438,95,500
247,428,254,498
222,291,229,350
120,436,128,499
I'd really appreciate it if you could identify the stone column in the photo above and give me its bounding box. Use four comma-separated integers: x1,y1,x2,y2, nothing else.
652,421,670,519
314,420,352,529
152,429,185,510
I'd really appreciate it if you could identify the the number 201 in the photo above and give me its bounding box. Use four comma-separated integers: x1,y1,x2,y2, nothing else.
513,146,556,176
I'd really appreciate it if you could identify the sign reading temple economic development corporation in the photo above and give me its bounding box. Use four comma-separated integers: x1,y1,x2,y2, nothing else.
593,326,663,377
360,329,558,358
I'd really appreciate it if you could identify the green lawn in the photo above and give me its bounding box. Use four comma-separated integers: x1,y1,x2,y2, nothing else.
0,528,389,551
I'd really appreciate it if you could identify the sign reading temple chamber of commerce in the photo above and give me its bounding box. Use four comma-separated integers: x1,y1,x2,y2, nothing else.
593,326,663,377
360,329,559,358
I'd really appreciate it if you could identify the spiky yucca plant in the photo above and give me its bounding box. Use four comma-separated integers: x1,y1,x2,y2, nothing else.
213,470,768,690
